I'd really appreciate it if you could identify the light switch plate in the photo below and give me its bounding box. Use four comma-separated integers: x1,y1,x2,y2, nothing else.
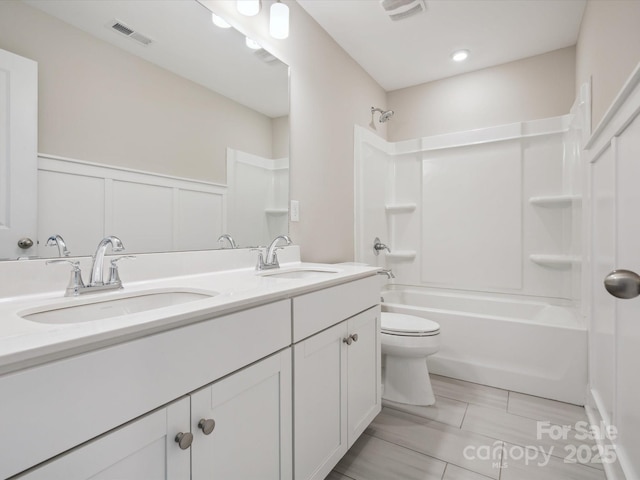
290,200,299,222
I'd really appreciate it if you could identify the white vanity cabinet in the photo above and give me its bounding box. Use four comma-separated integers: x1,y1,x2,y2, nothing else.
17,349,292,480
191,349,292,480
16,397,192,479
292,277,381,480
2,300,291,479
2,271,381,480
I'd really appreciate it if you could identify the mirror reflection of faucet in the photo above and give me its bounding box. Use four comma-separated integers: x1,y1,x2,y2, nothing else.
217,234,238,249
46,234,71,257
373,237,391,256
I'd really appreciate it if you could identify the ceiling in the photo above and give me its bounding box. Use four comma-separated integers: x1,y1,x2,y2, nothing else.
297,0,587,92
24,0,289,117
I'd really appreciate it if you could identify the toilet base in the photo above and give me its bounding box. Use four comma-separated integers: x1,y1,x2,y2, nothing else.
382,355,435,406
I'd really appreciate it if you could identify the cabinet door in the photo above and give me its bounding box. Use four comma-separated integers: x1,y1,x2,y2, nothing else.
16,397,191,480
347,307,381,446
293,322,349,480
191,349,292,480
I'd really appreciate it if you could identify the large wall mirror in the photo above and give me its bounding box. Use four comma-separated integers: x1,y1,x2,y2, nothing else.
0,0,289,260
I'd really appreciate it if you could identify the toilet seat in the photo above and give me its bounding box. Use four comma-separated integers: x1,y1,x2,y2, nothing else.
381,312,440,337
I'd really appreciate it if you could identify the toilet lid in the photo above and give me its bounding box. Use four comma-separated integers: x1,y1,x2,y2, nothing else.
381,312,440,336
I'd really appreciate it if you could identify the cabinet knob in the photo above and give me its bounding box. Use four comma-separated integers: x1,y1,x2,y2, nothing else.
351,333,359,342
343,336,353,345
198,418,216,435
175,432,193,450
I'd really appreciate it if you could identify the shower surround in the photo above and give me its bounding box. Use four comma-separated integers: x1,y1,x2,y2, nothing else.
355,114,585,403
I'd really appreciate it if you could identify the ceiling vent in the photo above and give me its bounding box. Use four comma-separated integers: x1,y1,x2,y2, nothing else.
379,0,427,21
108,19,153,46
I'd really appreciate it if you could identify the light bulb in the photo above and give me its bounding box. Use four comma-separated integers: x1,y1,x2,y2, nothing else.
451,49,469,62
211,13,231,29
237,0,260,16
269,1,289,39
245,37,261,50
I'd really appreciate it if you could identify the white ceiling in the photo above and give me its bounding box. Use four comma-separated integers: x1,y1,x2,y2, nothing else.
297,0,586,92
23,0,289,117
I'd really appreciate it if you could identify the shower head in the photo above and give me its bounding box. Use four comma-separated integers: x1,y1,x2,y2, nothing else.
371,106,394,123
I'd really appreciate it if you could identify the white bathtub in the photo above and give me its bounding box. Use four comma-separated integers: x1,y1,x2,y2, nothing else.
381,287,587,405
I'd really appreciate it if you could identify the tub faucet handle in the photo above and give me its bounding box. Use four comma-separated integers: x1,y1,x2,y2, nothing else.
373,237,391,256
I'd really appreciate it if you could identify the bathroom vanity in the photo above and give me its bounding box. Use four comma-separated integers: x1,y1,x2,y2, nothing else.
0,249,380,479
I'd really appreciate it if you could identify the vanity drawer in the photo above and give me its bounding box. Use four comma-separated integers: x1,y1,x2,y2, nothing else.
0,299,291,479
292,275,379,342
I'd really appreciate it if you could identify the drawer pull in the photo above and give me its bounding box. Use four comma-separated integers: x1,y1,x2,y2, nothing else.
198,418,216,435
175,432,193,450
343,334,358,345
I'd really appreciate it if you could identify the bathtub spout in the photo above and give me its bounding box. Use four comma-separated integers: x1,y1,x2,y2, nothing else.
378,269,395,279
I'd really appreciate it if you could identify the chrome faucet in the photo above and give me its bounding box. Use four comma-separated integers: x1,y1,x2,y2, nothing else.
89,235,125,286
378,269,395,279
46,234,71,257
47,236,132,296
256,235,292,270
217,234,238,249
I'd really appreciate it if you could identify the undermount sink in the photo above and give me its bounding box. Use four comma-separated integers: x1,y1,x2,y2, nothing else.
259,267,341,280
21,290,218,324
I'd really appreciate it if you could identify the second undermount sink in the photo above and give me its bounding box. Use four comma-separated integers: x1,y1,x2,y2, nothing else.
259,267,342,280
21,290,218,325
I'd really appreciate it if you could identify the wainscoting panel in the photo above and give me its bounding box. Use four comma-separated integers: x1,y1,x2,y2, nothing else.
37,155,226,257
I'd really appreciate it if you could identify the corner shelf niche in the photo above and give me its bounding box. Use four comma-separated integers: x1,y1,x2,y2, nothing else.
529,254,581,269
386,251,416,261
385,203,417,214
529,194,581,208
264,208,288,215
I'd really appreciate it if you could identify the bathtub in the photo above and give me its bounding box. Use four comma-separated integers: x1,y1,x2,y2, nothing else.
381,286,587,405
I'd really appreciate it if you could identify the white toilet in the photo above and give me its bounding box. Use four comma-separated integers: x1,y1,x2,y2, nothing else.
381,312,441,406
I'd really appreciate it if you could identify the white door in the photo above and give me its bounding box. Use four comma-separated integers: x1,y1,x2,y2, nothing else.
0,49,38,259
346,307,381,447
590,82,640,478
190,349,292,480
294,322,348,480
16,397,191,479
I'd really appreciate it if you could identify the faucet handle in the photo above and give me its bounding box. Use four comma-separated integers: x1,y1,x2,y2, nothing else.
108,255,136,285
46,258,81,270
46,259,86,295
251,247,266,270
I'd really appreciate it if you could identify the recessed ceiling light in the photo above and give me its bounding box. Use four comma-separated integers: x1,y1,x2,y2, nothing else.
451,49,469,62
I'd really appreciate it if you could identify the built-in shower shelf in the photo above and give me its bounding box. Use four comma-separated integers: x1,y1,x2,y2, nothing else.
530,254,581,268
385,203,417,214
529,195,581,208
264,208,289,215
386,250,417,260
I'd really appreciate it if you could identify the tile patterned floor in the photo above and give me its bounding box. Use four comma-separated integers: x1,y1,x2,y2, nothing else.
326,374,608,480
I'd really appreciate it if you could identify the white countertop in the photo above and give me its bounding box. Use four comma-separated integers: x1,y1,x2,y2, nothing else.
0,260,378,375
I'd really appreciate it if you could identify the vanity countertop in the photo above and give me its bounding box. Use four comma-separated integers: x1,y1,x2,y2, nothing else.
0,261,378,375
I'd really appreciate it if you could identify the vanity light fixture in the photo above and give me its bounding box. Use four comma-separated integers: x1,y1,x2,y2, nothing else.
237,0,261,17
269,1,289,39
211,13,231,29
245,36,262,50
451,49,469,62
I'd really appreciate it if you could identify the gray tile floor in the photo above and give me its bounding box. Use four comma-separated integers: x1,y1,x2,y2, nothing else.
326,374,609,480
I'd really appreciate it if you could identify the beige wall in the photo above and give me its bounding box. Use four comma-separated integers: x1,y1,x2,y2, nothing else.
576,0,640,130
386,47,576,141
202,1,387,263
0,0,274,184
